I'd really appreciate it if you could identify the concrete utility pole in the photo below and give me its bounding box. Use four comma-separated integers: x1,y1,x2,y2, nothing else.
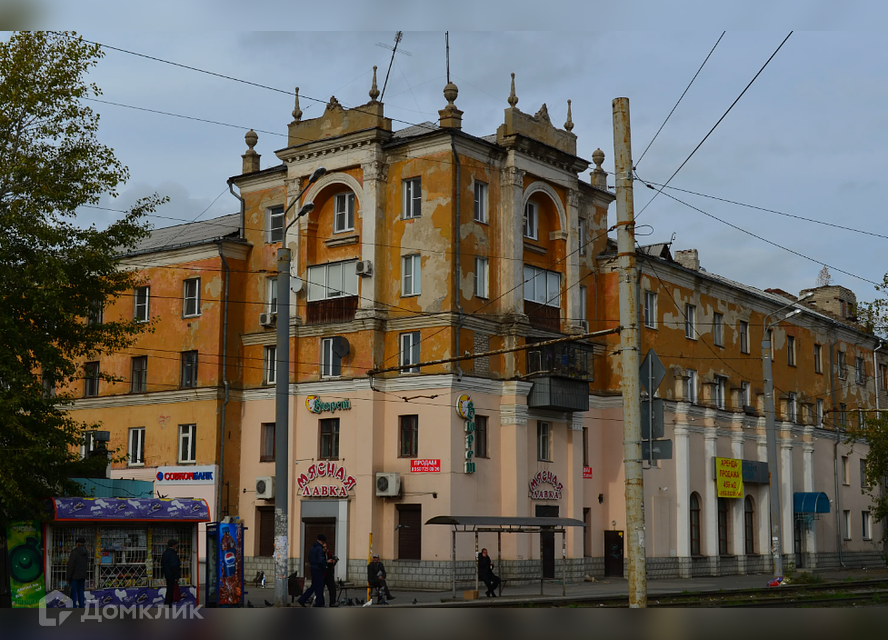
274,167,325,607
613,97,647,608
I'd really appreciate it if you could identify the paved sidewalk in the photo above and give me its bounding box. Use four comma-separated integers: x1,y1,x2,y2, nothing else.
241,566,888,608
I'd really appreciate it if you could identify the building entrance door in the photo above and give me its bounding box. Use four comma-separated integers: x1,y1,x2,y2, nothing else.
302,518,335,578
604,530,624,577
793,516,805,568
535,505,558,579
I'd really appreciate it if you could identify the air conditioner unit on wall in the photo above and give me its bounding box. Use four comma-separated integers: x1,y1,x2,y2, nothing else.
259,312,276,327
356,260,373,277
256,476,275,499
375,472,400,497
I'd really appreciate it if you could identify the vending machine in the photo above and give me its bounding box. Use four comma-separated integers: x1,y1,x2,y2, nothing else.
205,519,245,607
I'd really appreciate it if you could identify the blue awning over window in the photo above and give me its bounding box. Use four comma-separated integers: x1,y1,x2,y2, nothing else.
793,492,831,514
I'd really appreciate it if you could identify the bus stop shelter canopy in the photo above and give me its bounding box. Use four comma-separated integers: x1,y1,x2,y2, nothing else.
426,516,586,598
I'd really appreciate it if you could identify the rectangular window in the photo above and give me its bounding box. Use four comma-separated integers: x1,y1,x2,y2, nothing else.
856,356,865,384
685,370,698,404
739,320,749,354
842,510,851,540
713,313,724,347
715,376,727,410
402,254,422,296
582,427,589,468
81,431,97,459
768,329,775,361
880,364,888,390
837,350,847,379
644,291,657,329
260,423,275,462
306,260,358,302
685,304,696,339
523,265,561,307
178,424,196,464
399,331,421,374
861,458,870,488
183,278,201,317
839,402,847,428
578,218,587,256
87,298,103,326
128,427,145,466
787,336,796,366
862,511,872,540
475,415,488,459
180,351,198,388
319,418,340,460
473,182,488,223
537,421,551,461
266,277,278,314
814,344,823,374
334,192,355,233
578,285,588,328
842,456,850,485
267,205,284,243
130,356,147,393
788,392,798,423
859,409,866,430
474,257,489,299
263,346,277,385
741,381,751,407
403,178,422,219
524,201,538,240
816,398,824,427
320,337,342,378
134,286,150,322
83,361,100,397
399,415,418,457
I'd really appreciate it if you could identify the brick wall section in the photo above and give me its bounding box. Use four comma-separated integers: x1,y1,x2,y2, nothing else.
473,333,490,375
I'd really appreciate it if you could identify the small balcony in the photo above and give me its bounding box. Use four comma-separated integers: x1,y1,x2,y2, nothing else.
306,296,358,325
524,301,560,332
527,376,590,412
525,342,593,412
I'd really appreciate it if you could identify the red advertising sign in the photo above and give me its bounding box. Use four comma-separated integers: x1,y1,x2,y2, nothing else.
411,459,441,473
583,466,593,479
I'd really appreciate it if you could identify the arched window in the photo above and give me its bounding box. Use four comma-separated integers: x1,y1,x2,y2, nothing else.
717,498,729,555
744,496,755,555
689,493,701,556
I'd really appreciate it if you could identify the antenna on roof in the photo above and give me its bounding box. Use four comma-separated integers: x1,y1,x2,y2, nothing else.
376,31,409,101
445,31,450,83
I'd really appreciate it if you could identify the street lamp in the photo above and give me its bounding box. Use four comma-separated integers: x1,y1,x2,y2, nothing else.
762,291,813,579
273,166,326,607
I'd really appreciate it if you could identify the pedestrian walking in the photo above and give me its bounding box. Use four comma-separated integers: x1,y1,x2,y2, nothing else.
66,537,89,608
161,539,181,605
297,534,327,607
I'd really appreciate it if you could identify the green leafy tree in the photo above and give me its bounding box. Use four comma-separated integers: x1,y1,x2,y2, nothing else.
0,31,164,524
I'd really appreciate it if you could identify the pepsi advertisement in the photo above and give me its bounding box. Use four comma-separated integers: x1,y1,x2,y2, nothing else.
217,522,243,606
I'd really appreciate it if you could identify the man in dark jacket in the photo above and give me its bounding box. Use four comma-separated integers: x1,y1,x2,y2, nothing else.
367,554,394,602
161,539,181,605
322,540,338,607
478,548,500,597
297,534,327,607
66,537,89,608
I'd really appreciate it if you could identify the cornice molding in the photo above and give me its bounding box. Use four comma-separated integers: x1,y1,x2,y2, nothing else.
71,387,222,410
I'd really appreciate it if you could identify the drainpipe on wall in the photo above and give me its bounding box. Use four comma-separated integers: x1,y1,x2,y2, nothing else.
228,179,245,240
829,324,846,568
216,241,231,519
451,137,463,381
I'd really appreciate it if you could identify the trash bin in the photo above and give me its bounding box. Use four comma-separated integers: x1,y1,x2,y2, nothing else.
287,573,304,600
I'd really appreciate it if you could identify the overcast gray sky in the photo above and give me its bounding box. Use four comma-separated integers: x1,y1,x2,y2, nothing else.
5,17,887,305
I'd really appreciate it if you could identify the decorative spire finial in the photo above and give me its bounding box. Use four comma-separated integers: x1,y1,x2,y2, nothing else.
564,99,574,132
508,72,518,108
245,129,258,151
592,147,605,171
369,66,380,102
291,87,302,122
443,80,458,106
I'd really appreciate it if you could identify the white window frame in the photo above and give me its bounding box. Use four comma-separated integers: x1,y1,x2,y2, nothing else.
685,369,698,404
578,218,587,256
842,455,850,484
402,254,422,297
403,178,422,219
263,345,277,385
183,278,201,317
473,182,488,223
128,427,145,466
523,265,561,307
399,331,421,374
320,337,341,378
741,381,751,407
267,205,284,243
267,276,278,314
178,424,197,464
814,343,823,373
523,201,538,240
334,192,356,233
739,320,749,354
134,286,150,322
862,511,872,540
579,285,588,328
81,431,98,460
715,376,727,410
644,291,657,329
306,260,359,302
537,421,551,462
816,398,824,427
685,304,696,339
474,257,489,299
788,392,798,423
842,509,851,540
787,335,796,366
713,312,724,347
